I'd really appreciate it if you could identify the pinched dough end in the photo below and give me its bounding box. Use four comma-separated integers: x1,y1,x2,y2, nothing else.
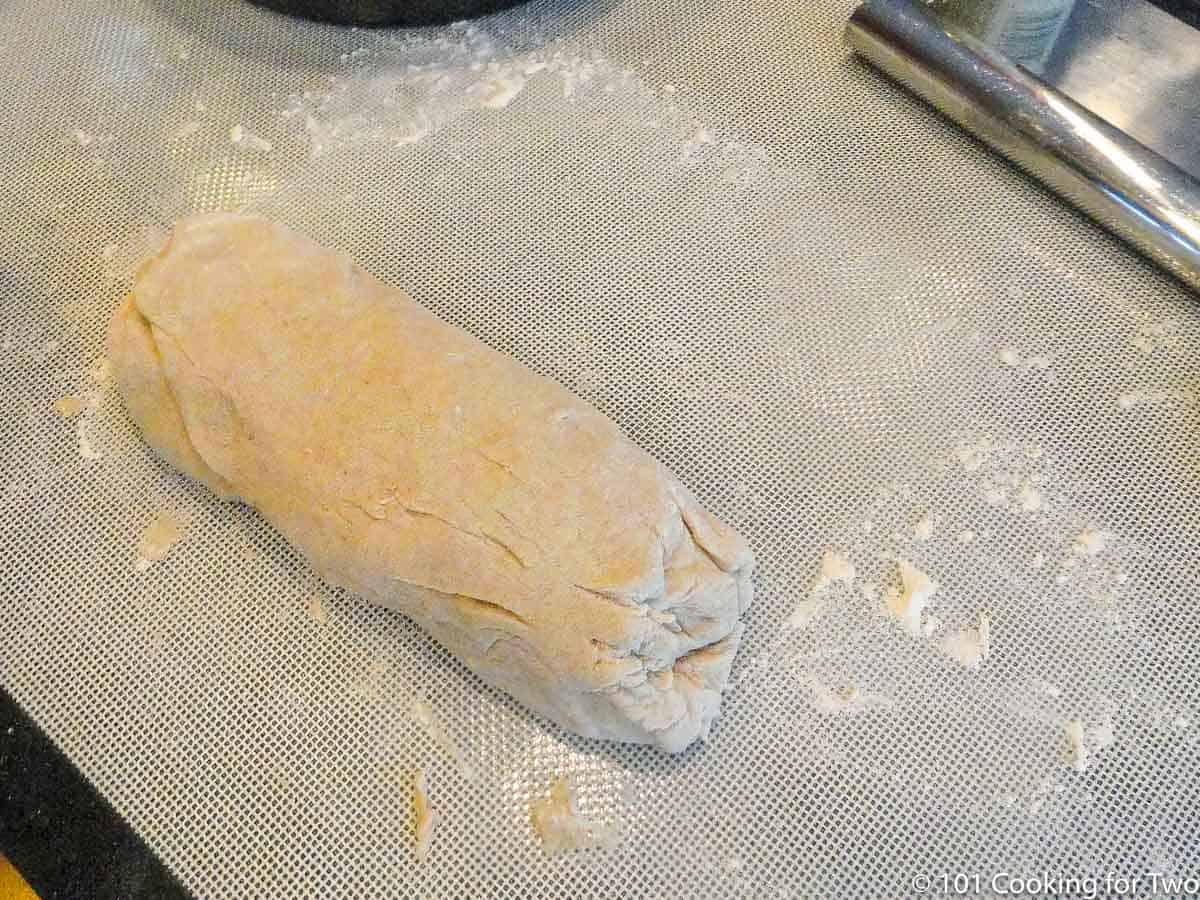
569,486,753,753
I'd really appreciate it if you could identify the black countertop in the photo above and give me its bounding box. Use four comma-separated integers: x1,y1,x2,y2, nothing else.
0,686,188,899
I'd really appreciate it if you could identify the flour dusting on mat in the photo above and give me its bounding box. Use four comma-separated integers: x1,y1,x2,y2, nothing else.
807,678,893,715
943,613,991,669
530,777,616,854
812,548,854,593
410,698,477,784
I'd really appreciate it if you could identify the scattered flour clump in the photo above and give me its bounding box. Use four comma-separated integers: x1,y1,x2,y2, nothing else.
1017,482,1043,512
473,73,526,108
784,549,854,630
884,560,937,635
1074,528,1111,557
1065,719,1088,772
813,549,855,593
807,678,893,715
229,124,273,152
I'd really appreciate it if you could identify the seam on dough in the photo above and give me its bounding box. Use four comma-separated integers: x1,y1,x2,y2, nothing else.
472,445,525,483
477,527,529,569
675,630,736,669
147,317,243,456
573,583,645,610
665,577,700,610
124,302,234,494
497,508,547,559
393,578,530,628
447,591,530,628
401,504,529,569
675,502,731,575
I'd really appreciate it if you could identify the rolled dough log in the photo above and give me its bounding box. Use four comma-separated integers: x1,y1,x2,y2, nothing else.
108,213,753,753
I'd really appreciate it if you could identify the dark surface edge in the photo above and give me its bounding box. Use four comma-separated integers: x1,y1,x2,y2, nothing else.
1149,0,1200,27
0,685,190,900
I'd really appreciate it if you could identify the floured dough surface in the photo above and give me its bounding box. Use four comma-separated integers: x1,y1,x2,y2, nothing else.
107,213,754,752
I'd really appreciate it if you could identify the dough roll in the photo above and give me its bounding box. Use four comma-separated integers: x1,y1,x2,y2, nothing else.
108,214,753,753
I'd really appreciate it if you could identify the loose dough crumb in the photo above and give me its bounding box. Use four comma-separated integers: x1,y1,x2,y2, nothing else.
884,560,937,634
54,395,83,418
306,594,328,626
530,778,615,854
1065,719,1088,772
998,348,1020,366
943,613,991,669
956,529,976,544
135,512,182,571
412,769,437,862
173,120,203,140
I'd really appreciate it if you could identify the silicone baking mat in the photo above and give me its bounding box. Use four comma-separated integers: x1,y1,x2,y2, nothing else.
0,0,1196,895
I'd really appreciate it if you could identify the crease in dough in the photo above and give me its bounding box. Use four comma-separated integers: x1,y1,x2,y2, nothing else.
108,213,754,753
